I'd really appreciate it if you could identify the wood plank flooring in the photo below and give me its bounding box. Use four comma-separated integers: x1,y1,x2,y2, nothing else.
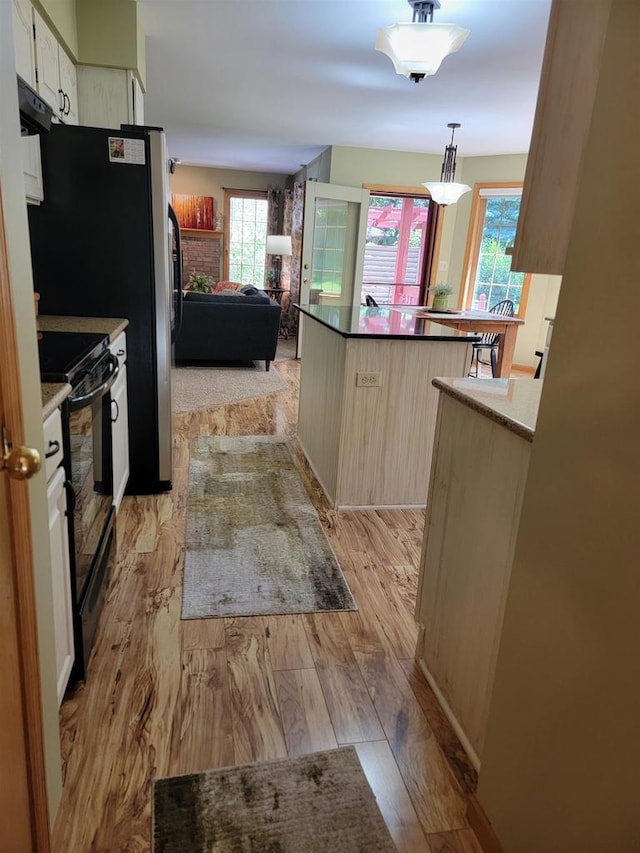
52,354,480,853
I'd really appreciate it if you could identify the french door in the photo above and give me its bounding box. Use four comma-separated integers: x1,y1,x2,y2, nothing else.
298,181,369,355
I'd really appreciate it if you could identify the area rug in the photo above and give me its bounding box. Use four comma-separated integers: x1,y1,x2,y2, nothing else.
172,366,285,413
182,436,356,619
153,746,397,853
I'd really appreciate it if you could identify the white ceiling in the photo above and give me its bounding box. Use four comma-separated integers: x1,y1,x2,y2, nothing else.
140,0,552,176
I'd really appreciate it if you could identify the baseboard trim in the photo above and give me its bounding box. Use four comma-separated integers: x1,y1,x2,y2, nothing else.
416,658,480,771
512,362,536,376
467,793,504,853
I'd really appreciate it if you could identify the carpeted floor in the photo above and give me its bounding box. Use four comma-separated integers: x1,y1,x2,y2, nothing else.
153,746,397,853
172,339,296,413
172,365,285,413
182,436,356,619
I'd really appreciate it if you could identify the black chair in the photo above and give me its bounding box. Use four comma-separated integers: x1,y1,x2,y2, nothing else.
365,294,379,307
468,299,515,378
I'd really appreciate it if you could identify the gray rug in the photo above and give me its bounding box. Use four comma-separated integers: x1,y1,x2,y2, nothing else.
182,436,356,618
153,747,397,853
172,366,285,413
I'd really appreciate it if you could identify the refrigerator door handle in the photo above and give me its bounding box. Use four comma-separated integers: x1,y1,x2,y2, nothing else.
168,203,183,343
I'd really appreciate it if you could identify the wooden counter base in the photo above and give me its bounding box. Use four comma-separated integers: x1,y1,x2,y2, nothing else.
297,316,472,509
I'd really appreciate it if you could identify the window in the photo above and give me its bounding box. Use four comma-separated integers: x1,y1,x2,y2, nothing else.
462,185,531,316
360,187,438,305
223,190,268,286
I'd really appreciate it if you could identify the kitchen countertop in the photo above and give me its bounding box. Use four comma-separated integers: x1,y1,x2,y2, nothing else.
295,304,481,342
433,378,542,441
37,315,129,341
41,382,72,421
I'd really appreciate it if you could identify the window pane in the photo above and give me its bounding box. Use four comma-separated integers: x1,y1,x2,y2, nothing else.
227,195,268,286
362,194,431,304
471,195,523,313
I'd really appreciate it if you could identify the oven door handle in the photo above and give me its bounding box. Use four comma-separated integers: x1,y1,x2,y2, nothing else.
68,353,120,411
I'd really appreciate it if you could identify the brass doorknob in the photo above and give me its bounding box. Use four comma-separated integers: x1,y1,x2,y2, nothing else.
2,446,41,480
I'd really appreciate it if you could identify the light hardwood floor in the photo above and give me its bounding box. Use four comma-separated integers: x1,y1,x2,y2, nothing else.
52,353,482,853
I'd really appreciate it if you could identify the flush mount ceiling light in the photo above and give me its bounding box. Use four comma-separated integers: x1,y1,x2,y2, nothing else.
422,123,472,206
375,0,470,83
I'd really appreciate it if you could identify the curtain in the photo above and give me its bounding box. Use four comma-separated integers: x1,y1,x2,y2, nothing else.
281,182,304,333
266,186,282,286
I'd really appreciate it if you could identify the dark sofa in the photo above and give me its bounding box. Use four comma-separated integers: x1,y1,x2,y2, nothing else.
174,289,282,370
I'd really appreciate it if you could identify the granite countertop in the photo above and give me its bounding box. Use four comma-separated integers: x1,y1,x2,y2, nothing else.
433,378,542,441
37,315,129,341
41,382,72,421
294,304,481,342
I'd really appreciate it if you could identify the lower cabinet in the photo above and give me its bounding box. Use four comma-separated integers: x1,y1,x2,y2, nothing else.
44,410,74,706
414,392,532,766
110,332,130,510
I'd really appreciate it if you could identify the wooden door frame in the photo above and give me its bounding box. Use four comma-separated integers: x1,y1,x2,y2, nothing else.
0,183,51,849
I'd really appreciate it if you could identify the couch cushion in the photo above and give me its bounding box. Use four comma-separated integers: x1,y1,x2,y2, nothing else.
184,291,216,303
241,285,261,296
183,290,273,306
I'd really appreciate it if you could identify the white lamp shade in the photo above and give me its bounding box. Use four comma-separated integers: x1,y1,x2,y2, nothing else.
375,23,470,78
266,235,292,256
422,181,472,206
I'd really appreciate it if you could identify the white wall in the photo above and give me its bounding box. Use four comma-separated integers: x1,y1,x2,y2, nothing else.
1,4,62,821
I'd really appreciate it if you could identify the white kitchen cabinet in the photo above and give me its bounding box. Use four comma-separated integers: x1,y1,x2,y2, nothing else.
13,0,35,86
511,0,610,274
21,136,44,204
77,66,144,128
414,385,535,767
44,409,74,706
33,7,78,125
13,0,44,203
110,332,129,511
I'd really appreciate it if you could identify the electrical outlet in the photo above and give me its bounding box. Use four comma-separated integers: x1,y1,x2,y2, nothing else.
438,260,448,272
356,372,381,388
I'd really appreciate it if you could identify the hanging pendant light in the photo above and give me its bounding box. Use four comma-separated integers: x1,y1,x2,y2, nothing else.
422,123,471,206
376,1,470,83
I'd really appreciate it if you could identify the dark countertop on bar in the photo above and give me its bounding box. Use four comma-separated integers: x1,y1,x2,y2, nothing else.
294,304,482,342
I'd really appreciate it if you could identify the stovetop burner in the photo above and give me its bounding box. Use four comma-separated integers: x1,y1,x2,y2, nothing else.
38,330,109,384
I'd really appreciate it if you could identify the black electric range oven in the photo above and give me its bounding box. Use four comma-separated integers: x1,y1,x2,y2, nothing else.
39,330,119,681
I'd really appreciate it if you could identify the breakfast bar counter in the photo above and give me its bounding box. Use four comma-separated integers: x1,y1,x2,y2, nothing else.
294,304,480,509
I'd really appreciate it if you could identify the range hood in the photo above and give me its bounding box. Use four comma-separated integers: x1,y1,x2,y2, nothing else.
18,75,53,136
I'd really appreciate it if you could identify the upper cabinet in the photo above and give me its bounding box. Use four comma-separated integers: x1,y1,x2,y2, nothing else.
13,0,36,86
77,66,144,128
511,0,611,275
33,7,78,125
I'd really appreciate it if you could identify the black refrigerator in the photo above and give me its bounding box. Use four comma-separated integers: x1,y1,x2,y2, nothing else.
28,123,182,493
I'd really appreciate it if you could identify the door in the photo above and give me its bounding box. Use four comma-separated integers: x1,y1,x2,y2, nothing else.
0,189,51,849
298,182,369,356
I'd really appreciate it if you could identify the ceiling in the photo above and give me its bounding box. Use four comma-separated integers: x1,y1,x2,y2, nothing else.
140,0,552,176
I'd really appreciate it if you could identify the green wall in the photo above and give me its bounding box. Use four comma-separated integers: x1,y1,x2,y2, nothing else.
36,0,78,58
170,165,290,217
76,0,145,86
329,145,560,368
